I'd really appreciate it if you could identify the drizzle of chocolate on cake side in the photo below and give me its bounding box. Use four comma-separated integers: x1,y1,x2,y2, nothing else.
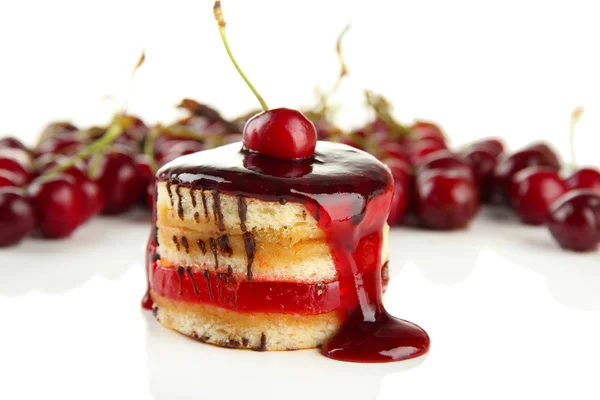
148,141,430,363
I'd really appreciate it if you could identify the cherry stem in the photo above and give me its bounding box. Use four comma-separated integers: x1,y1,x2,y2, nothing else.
213,1,268,112
569,106,584,168
331,23,351,94
43,116,124,179
42,51,146,179
124,50,146,113
364,90,409,138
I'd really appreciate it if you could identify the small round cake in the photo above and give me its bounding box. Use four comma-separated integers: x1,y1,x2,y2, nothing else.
144,142,392,351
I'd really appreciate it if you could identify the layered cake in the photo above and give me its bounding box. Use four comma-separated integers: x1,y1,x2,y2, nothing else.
143,141,429,361
142,0,429,363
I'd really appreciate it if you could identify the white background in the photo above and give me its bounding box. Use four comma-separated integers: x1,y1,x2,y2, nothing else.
1,2,600,399
1,0,599,164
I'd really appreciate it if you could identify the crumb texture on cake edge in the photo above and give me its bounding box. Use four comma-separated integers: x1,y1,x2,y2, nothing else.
152,293,341,351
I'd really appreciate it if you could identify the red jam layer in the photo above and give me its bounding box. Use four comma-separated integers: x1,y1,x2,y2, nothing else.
150,260,341,315
148,141,430,363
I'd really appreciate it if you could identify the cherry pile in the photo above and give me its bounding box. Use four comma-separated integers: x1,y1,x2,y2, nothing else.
0,96,598,252
0,102,243,247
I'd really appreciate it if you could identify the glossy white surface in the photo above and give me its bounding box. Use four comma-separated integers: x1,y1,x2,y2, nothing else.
1,209,599,400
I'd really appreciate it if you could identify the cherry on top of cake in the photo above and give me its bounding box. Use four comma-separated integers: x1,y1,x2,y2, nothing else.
157,1,393,204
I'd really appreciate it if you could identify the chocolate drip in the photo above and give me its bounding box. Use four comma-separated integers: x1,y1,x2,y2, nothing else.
217,235,233,256
209,237,219,269
197,239,207,255
185,267,200,296
176,185,184,220
176,266,184,296
242,338,249,347
243,232,256,282
200,190,209,220
153,227,159,244
314,206,321,222
211,190,225,231
193,212,200,223
237,195,248,232
255,333,267,352
216,271,237,308
190,188,197,207
279,198,288,205
150,253,161,261
172,236,180,251
202,269,213,300
180,236,189,253
227,265,233,275
166,182,173,207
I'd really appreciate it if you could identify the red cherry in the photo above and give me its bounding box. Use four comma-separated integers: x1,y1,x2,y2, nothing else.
415,169,480,230
465,138,504,158
0,137,31,154
37,137,85,156
547,190,600,252
525,142,561,170
135,155,155,208
0,188,37,246
96,151,144,214
410,139,447,164
565,168,600,193
29,174,85,239
64,167,105,221
243,108,317,159
39,122,78,141
411,121,444,140
416,150,474,180
385,160,411,226
379,142,409,162
509,166,568,225
493,148,560,203
157,140,205,166
0,170,21,189
145,180,156,210
0,148,34,185
462,147,498,202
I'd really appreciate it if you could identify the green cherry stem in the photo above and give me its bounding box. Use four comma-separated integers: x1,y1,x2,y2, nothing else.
44,116,124,179
213,1,268,111
43,51,147,179
331,22,351,94
569,106,584,168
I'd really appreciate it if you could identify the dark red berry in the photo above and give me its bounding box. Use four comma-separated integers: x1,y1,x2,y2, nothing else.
462,147,498,202
39,122,78,142
0,170,21,189
378,142,410,162
411,121,444,142
385,160,411,226
525,142,561,169
565,168,600,193
410,138,447,164
466,138,504,158
0,137,30,154
493,147,560,203
157,140,205,166
243,108,317,159
509,167,567,225
96,151,144,214
63,167,105,221
416,150,474,180
37,137,85,156
547,190,600,252
415,169,480,230
29,174,85,239
135,155,155,208
0,148,34,185
0,188,37,246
